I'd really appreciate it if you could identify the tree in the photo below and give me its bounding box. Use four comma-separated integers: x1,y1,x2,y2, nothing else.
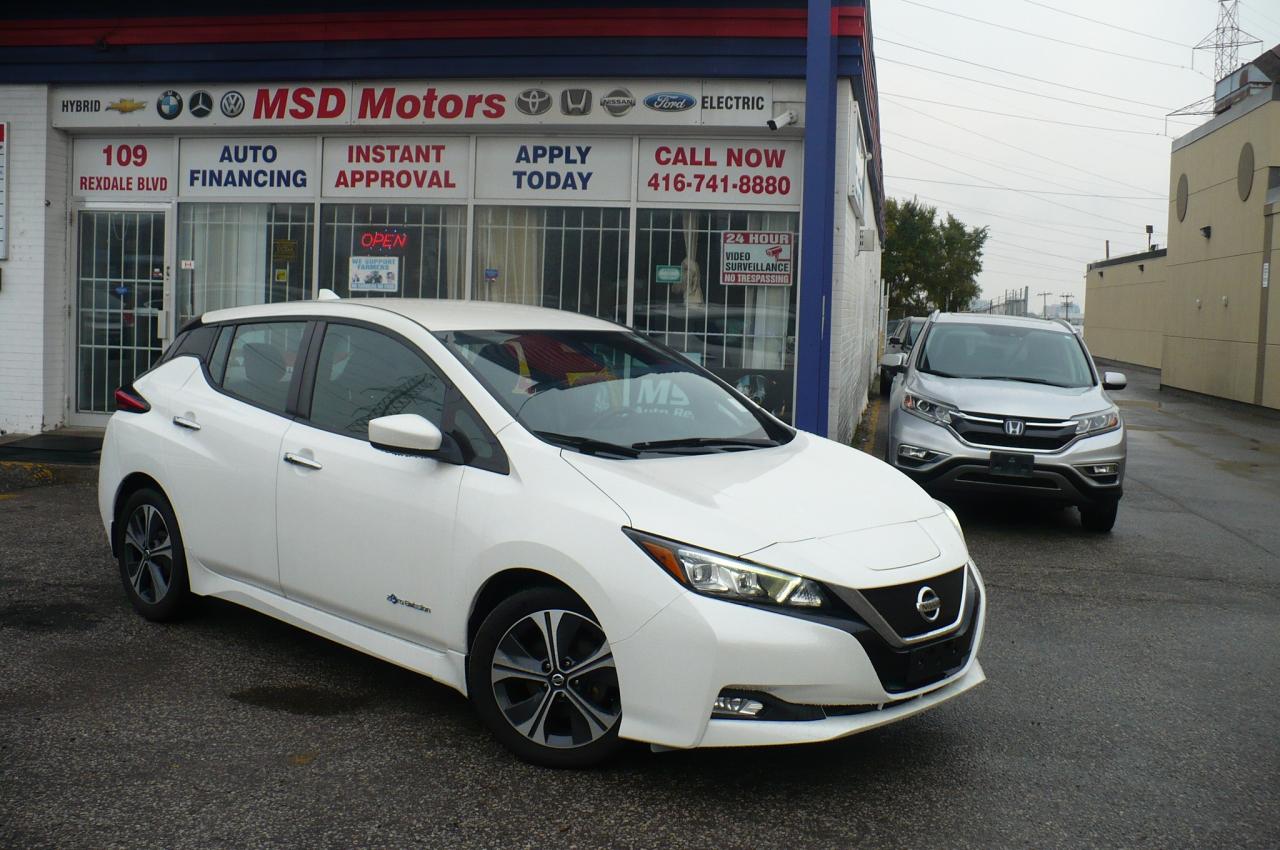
883,197,989,318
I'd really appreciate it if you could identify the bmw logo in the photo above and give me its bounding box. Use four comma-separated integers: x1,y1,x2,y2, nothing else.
220,91,245,118
189,90,213,118
156,90,183,120
515,88,552,116
600,88,635,117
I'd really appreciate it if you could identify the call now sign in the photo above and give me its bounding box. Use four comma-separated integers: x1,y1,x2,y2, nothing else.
720,231,794,286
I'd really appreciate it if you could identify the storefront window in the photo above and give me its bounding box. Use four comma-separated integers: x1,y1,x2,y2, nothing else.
472,206,629,323
319,204,465,299
633,209,798,421
176,203,313,327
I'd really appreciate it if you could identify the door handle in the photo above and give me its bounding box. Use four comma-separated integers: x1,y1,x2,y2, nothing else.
283,452,323,471
172,416,201,431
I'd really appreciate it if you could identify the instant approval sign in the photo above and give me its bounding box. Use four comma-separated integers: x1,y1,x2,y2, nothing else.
474,138,630,201
322,137,468,198
178,138,316,198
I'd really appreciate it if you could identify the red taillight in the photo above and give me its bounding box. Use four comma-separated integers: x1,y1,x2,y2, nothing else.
114,387,150,413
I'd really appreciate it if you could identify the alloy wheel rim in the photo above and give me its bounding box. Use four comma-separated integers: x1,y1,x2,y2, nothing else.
122,504,173,604
490,609,620,749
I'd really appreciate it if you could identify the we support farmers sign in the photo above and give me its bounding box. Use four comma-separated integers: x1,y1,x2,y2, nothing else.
720,231,794,285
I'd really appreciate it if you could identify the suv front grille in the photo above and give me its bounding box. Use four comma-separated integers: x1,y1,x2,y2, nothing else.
951,411,1076,451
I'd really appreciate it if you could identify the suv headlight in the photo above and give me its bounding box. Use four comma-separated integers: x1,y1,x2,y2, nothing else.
1072,407,1120,435
624,529,825,609
903,392,958,426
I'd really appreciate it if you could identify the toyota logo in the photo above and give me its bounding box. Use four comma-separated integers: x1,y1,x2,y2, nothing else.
220,91,245,118
916,586,942,622
515,88,552,116
189,90,213,118
1004,419,1025,437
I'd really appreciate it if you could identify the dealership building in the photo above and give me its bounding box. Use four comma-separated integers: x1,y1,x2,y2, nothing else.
0,2,883,439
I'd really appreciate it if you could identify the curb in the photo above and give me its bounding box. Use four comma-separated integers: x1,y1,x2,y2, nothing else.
0,461,98,492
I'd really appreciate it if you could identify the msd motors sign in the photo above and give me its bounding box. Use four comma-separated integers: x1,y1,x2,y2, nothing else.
51,81,792,130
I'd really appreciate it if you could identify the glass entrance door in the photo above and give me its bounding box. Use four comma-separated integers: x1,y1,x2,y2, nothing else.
76,210,168,414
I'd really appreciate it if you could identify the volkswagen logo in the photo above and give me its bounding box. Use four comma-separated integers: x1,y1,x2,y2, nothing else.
219,90,245,118
600,88,635,117
916,586,942,622
644,91,696,112
1003,418,1025,437
515,88,552,116
156,90,183,120
560,88,592,116
189,90,213,118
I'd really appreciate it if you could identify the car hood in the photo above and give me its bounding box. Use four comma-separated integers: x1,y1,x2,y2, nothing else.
909,371,1107,418
561,432,960,584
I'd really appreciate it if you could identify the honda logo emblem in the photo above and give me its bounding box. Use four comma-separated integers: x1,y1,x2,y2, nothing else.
1003,419,1025,437
560,89,592,116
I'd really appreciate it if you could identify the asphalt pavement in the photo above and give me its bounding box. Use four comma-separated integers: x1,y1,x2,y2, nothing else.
1,365,1277,849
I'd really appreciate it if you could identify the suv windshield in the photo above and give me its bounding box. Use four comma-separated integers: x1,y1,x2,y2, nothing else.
904,318,925,346
440,330,792,457
918,322,1094,388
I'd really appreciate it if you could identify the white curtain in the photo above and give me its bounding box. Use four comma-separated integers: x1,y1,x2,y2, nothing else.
177,203,269,323
474,206,546,305
679,211,704,306
741,212,789,369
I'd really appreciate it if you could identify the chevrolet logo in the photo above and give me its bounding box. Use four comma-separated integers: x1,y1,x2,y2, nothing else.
106,98,147,114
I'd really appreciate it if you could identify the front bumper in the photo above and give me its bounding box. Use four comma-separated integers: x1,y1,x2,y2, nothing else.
610,565,986,749
888,410,1125,506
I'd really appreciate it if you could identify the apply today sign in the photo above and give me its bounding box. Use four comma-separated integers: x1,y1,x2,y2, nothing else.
475,137,631,201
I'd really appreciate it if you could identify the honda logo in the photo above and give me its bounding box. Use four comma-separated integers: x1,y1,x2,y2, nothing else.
560,89,592,116
1004,419,1025,437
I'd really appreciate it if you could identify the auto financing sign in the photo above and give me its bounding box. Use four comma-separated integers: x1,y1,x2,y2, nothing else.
720,232,794,286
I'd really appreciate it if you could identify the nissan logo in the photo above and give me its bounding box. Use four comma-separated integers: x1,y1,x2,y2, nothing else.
515,88,552,116
1004,418,1025,437
644,91,696,112
600,88,635,117
916,586,942,622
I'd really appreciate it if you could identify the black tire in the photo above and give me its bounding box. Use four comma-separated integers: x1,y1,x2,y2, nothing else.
117,487,191,621
879,370,892,398
467,587,624,768
1079,500,1119,533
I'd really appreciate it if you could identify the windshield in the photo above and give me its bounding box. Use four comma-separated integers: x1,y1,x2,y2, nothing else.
918,322,1095,388
440,330,792,457
904,318,925,345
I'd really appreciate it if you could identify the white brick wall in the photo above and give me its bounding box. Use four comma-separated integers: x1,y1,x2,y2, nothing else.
0,84,64,435
826,79,882,443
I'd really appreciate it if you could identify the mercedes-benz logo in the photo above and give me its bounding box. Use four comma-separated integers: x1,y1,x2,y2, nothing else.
515,88,552,116
220,91,245,118
916,586,942,622
156,90,183,120
189,90,213,118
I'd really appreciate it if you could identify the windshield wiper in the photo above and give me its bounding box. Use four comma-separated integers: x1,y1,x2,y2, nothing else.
919,367,965,378
629,436,780,452
533,431,640,458
975,375,1073,387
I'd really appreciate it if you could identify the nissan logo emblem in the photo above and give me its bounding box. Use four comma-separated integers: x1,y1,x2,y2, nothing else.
916,586,942,622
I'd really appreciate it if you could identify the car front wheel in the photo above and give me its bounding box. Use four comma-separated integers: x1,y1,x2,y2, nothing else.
1080,499,1119,533
879,369,892,397
117,487,191,620
467,587,623,768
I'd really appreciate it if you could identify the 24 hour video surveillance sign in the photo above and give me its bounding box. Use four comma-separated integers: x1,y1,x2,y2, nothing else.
720,231,794,286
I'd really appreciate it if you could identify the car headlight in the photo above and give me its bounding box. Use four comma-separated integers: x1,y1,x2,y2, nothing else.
624,529,825,608
903,392,958,426
1072,407,1120,435
935,499,966,547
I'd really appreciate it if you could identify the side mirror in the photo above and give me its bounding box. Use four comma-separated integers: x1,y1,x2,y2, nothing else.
1102,371,1127,391
369,414,443,455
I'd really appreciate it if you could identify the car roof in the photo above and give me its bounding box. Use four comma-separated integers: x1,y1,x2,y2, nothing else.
932,312,1074,334
201,298,623,333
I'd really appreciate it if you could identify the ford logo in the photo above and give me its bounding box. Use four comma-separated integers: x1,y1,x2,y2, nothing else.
644,92,696,112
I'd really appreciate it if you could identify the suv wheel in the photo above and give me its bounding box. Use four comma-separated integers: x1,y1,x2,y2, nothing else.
879,370,892,397
118,488,191,620
1079,500,1119,533
467,588,623,768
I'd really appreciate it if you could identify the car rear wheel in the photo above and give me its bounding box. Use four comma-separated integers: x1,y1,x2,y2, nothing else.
879,370,892,397
1079,500,1119,533
467,587,623,768
118,487,191,621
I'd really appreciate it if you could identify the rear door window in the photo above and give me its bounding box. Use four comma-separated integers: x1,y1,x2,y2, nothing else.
222,322,308,414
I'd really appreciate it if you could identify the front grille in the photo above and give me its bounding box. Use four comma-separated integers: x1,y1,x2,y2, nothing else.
955,471,1061,490
860,567,966,641
851,583,982,693
951,412,1076,451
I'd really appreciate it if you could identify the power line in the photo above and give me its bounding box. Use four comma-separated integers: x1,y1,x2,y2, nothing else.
988,237,1101,265
887,175,1164,201
881,91,1175,137
981,268,1087,284
1241,0,1280,33
875,36,1180,111
884,97,1173,197
983,250,1085,273
878,55,1197,125
898,0,1205,74
1018,0,1193,48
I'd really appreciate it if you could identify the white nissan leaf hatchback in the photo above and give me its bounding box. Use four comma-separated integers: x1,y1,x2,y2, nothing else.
99,297,986,767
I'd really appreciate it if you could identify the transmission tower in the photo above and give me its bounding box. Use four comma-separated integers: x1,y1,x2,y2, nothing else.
1194,0,1261,82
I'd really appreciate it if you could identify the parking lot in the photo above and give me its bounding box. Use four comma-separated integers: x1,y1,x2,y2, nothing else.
1,364,1277,850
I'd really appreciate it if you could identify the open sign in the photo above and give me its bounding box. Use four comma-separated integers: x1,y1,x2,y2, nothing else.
359,230,409,251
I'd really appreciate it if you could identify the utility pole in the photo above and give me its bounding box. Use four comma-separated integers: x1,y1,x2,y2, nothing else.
1060,293,1075,319
1194,1,1260,82
1038,291,1052,318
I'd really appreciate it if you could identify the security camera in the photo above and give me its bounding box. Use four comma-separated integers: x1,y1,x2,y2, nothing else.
767,110,797,130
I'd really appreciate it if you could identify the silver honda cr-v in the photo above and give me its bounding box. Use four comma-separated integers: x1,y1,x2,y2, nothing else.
887,312,1127,532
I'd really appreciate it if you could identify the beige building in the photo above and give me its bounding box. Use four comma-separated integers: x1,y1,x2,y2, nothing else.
1084,45,1280,410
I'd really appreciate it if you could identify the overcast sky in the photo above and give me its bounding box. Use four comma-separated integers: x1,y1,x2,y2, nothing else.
873,0,1280,314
